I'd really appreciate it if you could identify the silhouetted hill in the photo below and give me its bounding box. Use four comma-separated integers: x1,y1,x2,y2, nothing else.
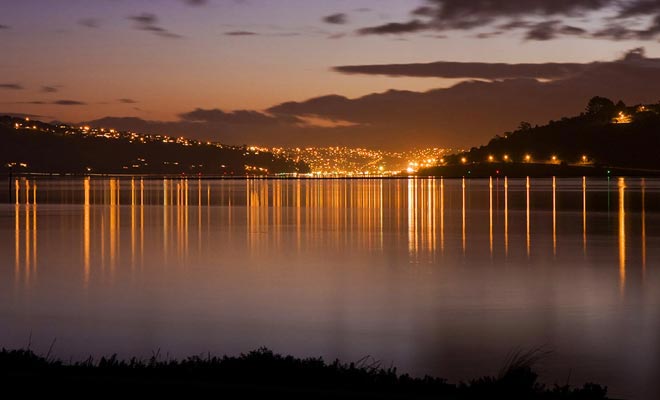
420,97,660,177
0,116,309,175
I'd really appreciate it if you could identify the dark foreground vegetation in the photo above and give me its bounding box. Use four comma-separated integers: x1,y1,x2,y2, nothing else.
0,347,609,399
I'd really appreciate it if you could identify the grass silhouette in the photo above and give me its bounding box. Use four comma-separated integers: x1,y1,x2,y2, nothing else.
0,347,609,398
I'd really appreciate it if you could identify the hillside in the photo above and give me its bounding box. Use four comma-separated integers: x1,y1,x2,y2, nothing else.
0,116,309,175
419,97,660,177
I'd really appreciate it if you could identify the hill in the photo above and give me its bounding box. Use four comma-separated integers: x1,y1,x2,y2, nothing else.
419,97,660,177
0,116,309,176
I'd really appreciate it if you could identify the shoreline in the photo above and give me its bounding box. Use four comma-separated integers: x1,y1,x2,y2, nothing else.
2,165,660,180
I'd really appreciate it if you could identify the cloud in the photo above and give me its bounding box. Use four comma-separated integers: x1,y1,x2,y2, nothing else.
179,108,300,125
0,24,10,30
53,100,86,106
334,59,592,80
78,18,100,29
594,15,660,40
17,99,86,105
269,48,660,148
356,0,660,41
182,0,209,5
80,49,660,150
129,13,158,25
41,86,59,93
0,83,23,90
415,0,612,21
323,13,348,25
619,0,660,17
357,20,427,35
224,30,259,36
119,98,138,104
128,13,182,39
524,20,587,41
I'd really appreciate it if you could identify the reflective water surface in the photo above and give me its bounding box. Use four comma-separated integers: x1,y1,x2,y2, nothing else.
2,177,659,399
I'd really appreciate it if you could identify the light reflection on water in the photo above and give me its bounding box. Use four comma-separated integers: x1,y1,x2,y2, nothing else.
2,177,660,399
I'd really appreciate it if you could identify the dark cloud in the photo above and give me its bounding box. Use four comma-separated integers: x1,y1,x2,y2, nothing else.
272,32,302,37
53,100,86,106
418,0,612,21
525,21,560,40
497,20,531,30
323,13,348,25
119,98,138,104
594,15,660,40
224,30,259,36
412,6,435,17
179,108,300,125
128,13,182,39
18,99,87,105
357,20,427,35
523,20,587,41
41,86,59,93
619,0,660,17
129,13,157,25
335,60,591,80
0,83,23,90
561,25,588,35
78,18,100,29
357,0,660,41
0,24,10,30
182,0,209,5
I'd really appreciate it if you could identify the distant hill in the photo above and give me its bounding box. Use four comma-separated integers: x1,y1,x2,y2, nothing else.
0,116,309,175
419,97,660,177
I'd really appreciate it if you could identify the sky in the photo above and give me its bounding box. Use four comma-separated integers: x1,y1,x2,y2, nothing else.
2,0,660,149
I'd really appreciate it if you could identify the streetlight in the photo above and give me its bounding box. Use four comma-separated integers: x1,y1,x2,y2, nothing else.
6,163,13,203
488,155,494,162
503,154,509,162
524,154,531,162
461,157,467,164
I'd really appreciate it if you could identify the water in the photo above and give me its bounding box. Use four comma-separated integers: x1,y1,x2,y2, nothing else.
1,177,659,399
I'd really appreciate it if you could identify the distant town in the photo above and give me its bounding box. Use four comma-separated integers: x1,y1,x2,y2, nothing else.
3,97,660,178
2,115,452,176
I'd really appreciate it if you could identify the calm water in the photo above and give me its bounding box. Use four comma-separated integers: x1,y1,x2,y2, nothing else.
2,177,659,399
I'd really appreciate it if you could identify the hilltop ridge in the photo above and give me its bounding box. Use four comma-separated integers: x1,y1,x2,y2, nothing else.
418,97,660,177
0,116,309,176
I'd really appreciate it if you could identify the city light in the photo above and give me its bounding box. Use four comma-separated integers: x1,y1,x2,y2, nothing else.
524,154,531,162
613,111,632,124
